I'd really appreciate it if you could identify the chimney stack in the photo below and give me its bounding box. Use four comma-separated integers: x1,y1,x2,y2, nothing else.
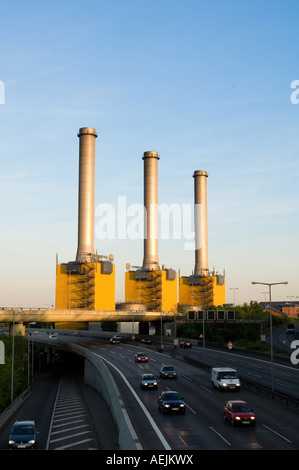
76,127,97,263
193,170,209,276
142,151,160,270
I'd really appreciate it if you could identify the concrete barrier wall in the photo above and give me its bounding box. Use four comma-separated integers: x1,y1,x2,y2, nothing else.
0,338,142,450
74,346,142,450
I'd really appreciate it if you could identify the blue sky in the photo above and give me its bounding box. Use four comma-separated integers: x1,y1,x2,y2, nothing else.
0,0,298,307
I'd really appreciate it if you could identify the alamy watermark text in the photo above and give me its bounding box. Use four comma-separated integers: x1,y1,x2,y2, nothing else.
95,197,203,251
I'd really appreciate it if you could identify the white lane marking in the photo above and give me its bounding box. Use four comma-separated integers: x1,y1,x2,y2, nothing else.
179,434,188,446
248,372,261,378
54,438,94,450
50,430,92,444
185,403,197,415
94,352,171,450
51,424,90,435
263,424,293,444
210,427,231,446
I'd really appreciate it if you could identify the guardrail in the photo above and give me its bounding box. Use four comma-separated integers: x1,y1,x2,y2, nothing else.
138,338,299,409
174,349,299,409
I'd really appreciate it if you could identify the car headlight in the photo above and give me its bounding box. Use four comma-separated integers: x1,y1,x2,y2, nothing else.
235,416,241,420
29,440,35,444
179,404,185,408
222,383,228,387
250,416,256,420
8,440,15,445
165,404,170,408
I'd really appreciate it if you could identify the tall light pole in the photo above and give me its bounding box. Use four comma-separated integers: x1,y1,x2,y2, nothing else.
261,291,268,309
252,281,288,392
27,322,36,388
10,311,15,403
191,292,213,362
201,293,214,363
230,287,238,306
158,299,169,351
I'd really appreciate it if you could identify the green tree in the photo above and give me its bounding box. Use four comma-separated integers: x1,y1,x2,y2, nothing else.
0,335,28,411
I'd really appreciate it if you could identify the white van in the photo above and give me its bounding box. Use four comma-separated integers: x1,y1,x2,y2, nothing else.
211,367,240,391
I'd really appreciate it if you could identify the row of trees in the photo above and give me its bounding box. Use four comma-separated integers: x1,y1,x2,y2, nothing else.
0,336,28,412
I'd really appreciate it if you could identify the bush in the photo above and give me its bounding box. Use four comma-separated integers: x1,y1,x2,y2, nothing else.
0,335,28,412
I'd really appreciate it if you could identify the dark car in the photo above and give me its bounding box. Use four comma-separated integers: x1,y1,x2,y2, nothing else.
140,338,152,344
135,352,149,362
179,339,192,348
140,373,158,389
224,400,256,426
158,391,185,414
160,364,177,379
109,336,120,344
8,420,38,449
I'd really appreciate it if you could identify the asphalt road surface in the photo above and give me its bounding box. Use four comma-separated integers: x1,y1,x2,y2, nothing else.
1,332,299,452
41,334,299,451
0,362,118,451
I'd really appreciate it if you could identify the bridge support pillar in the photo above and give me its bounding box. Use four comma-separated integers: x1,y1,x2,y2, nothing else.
139,322,149,335
154,320,165,337
9,323,24,336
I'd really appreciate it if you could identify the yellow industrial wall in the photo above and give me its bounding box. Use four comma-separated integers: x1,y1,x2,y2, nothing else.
94,263,115,310
55,264,70,309
55,262,115,329
179,275,226,307
56,262,115,310
125,270,177,313
160,270,178,313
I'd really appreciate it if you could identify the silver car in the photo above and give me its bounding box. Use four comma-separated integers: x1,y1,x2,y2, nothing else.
140,373,158,390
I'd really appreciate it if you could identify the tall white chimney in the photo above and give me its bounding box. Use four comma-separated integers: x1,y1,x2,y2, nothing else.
142,151,160,270
193,170,209,276
76,127,97,263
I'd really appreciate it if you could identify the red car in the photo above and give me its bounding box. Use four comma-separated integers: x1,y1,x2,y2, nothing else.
224,400,256,426
135,352,148,362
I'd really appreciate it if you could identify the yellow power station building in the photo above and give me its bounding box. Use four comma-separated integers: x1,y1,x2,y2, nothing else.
125,268,178,313
179,272,226,310
55,258,115,329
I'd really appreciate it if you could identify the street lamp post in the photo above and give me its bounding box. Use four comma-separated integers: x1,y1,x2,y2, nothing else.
27,322,36,388
251,281,288,392
158,299,169,351
201,293,214,363
10,311,15,403
191,292,213,363
230,287,239,306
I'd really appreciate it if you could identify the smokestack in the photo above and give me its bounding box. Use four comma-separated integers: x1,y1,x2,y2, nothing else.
193,170,209,276
76,127,97,263
142,151,160,270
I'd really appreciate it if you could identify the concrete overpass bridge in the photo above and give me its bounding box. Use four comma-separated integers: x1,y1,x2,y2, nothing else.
0,308,176,335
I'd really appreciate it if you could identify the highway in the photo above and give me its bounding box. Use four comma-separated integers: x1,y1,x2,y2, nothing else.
171,343,299,400
80,338,299,450
0,361,118,451
1,332,299,451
